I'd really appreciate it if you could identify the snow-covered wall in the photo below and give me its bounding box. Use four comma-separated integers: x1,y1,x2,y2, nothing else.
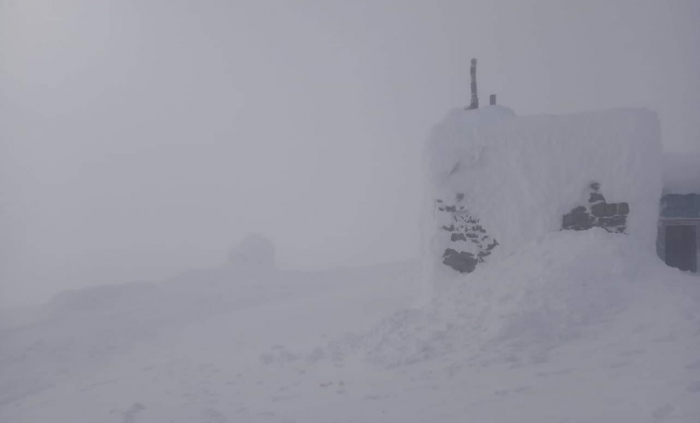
424,106,663,276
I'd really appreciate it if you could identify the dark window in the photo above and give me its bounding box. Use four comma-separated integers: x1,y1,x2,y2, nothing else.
665,225,698,272
661,194,700,218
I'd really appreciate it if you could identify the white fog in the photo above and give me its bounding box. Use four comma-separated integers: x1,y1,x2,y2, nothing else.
1,1,700,422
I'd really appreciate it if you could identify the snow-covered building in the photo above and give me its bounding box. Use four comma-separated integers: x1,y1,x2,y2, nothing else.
425,104,700,277
424,105,662,280
423,60,700,280
657,153,700,273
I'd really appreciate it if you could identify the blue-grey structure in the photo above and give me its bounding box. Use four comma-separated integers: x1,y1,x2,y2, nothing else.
657,193,700,273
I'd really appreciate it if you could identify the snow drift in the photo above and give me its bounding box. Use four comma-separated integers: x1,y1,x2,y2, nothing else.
3,104,699,422
3,230,699,422
356,229,699,365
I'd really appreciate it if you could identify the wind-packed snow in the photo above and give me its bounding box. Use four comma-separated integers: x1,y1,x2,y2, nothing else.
1,231,699,422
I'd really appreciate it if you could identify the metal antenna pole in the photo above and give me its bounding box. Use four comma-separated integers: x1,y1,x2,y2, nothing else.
468,58,479,110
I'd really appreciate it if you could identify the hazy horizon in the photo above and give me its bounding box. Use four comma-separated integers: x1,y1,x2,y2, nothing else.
2,0,700,306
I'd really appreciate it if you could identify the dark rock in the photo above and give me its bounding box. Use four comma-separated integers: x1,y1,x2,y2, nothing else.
442,249,478,273
589,192,606,203
563,182,628,234
590,203,605,217
599,215,626,228
436,198,498,273
563,210,594,230
591,202,617,217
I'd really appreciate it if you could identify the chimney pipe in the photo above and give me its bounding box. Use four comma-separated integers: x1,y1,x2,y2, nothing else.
490,94,496,106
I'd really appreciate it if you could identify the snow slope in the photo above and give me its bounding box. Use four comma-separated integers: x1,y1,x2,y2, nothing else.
1,230,699,423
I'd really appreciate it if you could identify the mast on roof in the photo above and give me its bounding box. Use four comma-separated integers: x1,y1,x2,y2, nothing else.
467,58,479,110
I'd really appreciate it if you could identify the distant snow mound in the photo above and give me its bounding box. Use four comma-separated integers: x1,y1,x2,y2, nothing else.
353,230,700,369
48,282,159,312
228,234,276,269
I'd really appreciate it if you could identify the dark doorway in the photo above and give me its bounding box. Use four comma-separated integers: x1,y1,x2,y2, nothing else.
665,225,697,272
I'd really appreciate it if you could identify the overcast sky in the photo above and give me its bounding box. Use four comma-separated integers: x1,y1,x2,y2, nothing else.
2,0,699,306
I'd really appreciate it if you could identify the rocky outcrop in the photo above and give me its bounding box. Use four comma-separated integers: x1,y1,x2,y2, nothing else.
562,182,629,234
438,195,498,273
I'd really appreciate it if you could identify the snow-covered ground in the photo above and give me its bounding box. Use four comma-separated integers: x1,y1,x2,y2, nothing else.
1,229,699,423
2,105,698,422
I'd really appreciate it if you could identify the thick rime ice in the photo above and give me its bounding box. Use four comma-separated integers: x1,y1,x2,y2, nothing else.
424,106,663,277
227,234,276,270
